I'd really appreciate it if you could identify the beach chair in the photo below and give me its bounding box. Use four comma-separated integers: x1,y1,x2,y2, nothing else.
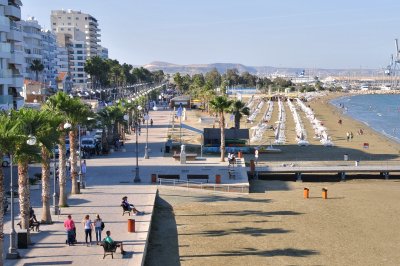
121,204,132,216
101,241,117,259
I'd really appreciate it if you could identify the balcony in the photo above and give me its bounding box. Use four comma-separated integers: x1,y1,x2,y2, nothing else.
0,15,10,32
7,28,23,42
5,4,21,20
0,95,13,104
10,50,24,65
11,74,23,88
0,0,8,6
0,43,11,59
0,69,12,85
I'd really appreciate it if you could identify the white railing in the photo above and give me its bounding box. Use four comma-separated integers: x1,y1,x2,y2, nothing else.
157,178,248,193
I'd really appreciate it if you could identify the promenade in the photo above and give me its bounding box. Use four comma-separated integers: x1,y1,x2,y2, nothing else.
2,108,248,265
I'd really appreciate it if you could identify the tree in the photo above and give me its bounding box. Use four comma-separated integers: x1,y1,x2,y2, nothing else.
230,100,250,129
209,96,233,162
30,59,44,81
44,92,73,207
173,72,183,92
205,68,222,88
0,112,22,262
36,110,62,224
12,108,43,230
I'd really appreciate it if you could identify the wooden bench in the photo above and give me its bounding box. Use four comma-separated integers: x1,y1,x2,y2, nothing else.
100,242,117,259
120,204,132,216
187,174,209,183
172,153,198,161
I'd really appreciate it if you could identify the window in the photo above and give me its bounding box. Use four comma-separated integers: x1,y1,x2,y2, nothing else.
77,51,83,54
77,56,83,60
76,17,79,20
52,23,56,25
68,17,71,20
68,28,71,31
68,23,71,25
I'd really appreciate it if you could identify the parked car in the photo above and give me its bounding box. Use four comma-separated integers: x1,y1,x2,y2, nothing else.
81,137,96,157
2,155,10,167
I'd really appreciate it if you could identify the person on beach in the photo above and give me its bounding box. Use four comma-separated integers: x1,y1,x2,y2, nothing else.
103,230,126,254
64,215,76,245
94,214,104,244
82,214,93,246
346,132,350,141
350,132,354,140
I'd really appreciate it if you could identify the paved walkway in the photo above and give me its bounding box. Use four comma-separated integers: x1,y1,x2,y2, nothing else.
2,107,250,265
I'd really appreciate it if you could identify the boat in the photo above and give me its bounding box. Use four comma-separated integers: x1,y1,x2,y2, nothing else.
257,145,282,153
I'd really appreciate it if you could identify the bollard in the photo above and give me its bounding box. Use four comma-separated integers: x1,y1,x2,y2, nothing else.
151,174,157,183
215,174,221,184
238,151,242,158
322,188,328,199
303,188,309,199
128,219,135,232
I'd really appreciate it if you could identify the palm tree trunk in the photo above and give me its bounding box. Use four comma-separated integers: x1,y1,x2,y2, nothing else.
40,147,52,224
18,161,30,229
0,152,5,262
69,129,79,194
220,112,226,162
58,135,68,207
235,113,240,129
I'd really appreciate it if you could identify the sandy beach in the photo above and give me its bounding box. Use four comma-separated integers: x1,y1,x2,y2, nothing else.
145,92,400,266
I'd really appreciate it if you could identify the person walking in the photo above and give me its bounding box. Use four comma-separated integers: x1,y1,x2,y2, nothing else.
150,119,153,127
82,214,93,246
81,159,87,178
346,132,350,141
94,214,103,244
64,215,76,246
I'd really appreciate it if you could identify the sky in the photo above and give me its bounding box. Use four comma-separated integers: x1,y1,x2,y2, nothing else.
21,0,400,69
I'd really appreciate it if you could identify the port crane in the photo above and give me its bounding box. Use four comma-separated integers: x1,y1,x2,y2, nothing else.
390,39,400,89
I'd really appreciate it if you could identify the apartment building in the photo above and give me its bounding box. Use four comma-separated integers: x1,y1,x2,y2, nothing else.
0,0,24,110
98,45,108,59
51,9,104,89
41,29,58,89
20,17,42,81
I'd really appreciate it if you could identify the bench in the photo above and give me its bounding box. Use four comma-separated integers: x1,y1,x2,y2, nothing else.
187,174,209,183
17,220,40,232
158,174,180,179
100,241,118,259
172,153,198,161
120,204,132,216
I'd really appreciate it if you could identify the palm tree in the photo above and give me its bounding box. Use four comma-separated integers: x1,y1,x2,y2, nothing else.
30,59,44,82
209,96,233,162
0,112,22,262
36,110,62,223
44,92,71,207
230,100,250,129
65,99,93,194
12,109,42,230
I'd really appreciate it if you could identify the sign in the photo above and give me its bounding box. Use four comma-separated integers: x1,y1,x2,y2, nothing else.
363,143,369,149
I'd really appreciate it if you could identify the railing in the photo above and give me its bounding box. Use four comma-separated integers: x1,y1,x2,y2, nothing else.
157,178,248,193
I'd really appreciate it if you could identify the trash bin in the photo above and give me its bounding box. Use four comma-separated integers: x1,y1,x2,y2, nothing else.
165,145,170,153
128,219,135,233
355,161,359,166
238,152,243,158
215,174,221,184
303,188,309,199
322,188,328,199
344,154,348,161
250,160,255,172
77,181,80,191
151,174,157,183
18,232,28,249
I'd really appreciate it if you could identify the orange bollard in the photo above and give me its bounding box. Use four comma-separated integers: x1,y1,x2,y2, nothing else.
303,188,309,199
215,174,221,184
250,160,255,172
322,188,328,199
151,174,157,183
238,152,242,158
128,219,135,232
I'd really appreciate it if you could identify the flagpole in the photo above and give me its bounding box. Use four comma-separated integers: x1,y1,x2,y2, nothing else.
180,114,182,145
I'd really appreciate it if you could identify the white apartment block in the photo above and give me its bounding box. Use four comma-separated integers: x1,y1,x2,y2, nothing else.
98,45,108,59
51,9,104,89
19,17,42,81
0,0,24,110
41,29,58,89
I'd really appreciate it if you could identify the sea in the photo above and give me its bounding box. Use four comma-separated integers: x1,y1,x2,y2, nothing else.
330,94,400,143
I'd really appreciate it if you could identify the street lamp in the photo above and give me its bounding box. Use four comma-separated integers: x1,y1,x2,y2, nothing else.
144,113,150,159
134,105,142,182
52,143,60,215
7,134,36,259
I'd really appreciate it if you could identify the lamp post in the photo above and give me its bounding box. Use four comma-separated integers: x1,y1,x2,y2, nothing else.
7,134,36,259
6,153,18,259
134,105,142,182
52,144,59,215
144,113,149,159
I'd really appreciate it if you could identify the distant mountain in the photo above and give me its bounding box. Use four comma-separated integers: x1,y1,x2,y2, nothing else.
143,61,379,78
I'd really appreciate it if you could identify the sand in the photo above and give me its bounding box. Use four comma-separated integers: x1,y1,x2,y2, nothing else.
145,92,400,265
146,181,400,266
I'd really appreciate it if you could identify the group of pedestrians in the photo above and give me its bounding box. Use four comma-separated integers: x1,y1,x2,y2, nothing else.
64,214,104,246
346,131,354,141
